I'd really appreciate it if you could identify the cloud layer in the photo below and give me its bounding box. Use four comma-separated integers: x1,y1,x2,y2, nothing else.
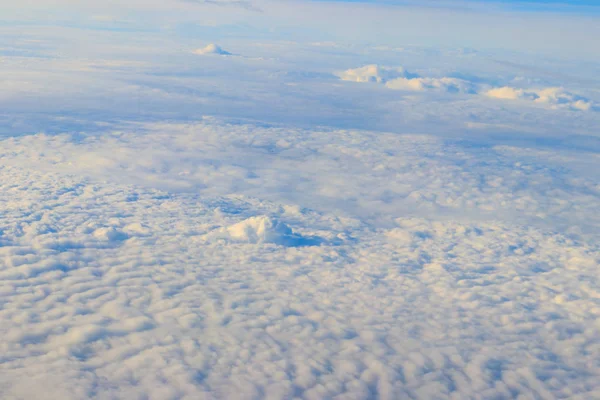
0,119,599,399
1,4,599,398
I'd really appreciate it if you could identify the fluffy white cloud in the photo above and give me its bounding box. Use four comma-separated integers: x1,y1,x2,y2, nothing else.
338,65,474,93
2,119,599,234
335,64,414,83
385,76,474,93
485,86,593,110
1,2,600,397
534,87,593,110
485,86,530,100
339,66,593,110
202,215,321,246
193,43,232,55
0,119,599,399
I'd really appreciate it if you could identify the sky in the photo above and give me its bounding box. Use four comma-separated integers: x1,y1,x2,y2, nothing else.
317,0,600,7
1,0,600,399
2,0,600,59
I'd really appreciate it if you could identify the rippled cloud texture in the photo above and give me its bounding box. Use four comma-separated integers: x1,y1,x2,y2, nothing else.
1,0,600,399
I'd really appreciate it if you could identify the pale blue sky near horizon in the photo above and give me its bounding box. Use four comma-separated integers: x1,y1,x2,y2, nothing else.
312,0,600,7
310,0,600,13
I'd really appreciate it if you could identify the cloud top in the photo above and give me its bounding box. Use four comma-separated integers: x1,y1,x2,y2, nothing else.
338,65,593,109
386,76,474,93
336,64,415,83
485,86,593,111
338,65,473,93
193,43,231,56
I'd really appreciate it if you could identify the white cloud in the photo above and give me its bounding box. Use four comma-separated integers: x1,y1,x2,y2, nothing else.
202,215,322,246
338,64,474,93
1,2,600,397
0,120,599,398
485,86,593,111
1,119,599,239
534,87,593,110
338,66,593,109
336,64,413,83
193,43,232,55
386,76,474,93
485,86,530,100
222,215,293,242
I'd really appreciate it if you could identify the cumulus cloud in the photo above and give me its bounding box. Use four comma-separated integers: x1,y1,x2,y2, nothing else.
534,87,593,110
485,86,530,100
193,43,232,56
335,64,415,83
203,215,324,246
385,76,474,93
337,64,474,93
485,86,593,110
338,66,593,109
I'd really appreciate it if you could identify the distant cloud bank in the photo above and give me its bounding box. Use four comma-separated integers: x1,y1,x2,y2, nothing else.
338,64,594,110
